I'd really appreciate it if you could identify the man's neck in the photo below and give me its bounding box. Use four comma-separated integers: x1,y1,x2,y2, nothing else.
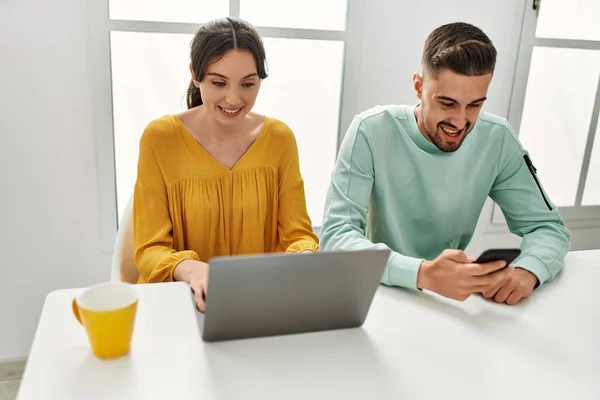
413,103,432,144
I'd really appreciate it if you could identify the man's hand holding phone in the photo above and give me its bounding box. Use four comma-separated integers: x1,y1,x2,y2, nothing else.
417,249,508,301
475,248,538,305
417,248,538,306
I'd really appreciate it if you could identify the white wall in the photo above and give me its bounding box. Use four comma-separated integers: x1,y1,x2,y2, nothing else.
0,0,111,360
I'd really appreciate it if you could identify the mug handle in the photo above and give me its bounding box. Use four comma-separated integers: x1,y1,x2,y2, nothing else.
72,298,83,325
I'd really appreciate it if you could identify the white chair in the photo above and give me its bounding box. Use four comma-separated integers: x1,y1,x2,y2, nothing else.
110,195,139,284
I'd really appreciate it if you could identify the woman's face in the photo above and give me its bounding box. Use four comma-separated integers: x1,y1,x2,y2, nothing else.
193,49,261,125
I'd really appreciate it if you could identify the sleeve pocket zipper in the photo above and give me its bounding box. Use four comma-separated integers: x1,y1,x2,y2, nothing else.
523,154,553,211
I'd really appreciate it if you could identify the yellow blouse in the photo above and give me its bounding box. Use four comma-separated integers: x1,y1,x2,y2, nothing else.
133,115,319,283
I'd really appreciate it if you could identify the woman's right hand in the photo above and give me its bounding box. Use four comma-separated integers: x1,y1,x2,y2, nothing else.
173,259,210,312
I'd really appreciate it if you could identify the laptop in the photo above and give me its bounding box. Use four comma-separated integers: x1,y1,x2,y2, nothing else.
196,248,390,342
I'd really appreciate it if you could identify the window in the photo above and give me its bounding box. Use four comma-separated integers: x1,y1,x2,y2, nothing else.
90,0,352,251
492,0,600,225
251,38,344,221
535,0,600,42
517,47,600,208
110,31,193,223
239,0,348,31
108,0,229,24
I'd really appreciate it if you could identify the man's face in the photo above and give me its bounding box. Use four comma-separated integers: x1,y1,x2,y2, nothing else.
413,69,492,152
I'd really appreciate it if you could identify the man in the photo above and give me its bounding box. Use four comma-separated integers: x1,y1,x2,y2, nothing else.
320,22,571,305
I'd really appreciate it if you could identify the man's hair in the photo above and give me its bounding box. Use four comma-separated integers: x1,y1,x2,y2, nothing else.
422,22,497,77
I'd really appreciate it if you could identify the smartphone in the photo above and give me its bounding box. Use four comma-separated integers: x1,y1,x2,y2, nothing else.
475,248,521,266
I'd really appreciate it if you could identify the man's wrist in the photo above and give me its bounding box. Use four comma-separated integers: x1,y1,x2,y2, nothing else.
417,260,432,291
514,266,539,289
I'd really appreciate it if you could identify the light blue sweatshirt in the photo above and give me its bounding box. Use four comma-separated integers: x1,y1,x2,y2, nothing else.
320,104,571,290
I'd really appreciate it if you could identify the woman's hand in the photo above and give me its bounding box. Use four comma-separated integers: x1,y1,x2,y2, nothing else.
173,259,210,312
286,249,316,254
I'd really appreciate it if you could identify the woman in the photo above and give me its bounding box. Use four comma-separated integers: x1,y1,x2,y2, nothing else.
133,17,318,311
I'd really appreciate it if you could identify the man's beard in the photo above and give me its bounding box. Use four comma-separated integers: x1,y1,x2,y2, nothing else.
423,113,471,152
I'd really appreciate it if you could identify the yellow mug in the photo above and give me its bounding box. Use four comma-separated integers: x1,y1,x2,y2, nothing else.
72,282,138,359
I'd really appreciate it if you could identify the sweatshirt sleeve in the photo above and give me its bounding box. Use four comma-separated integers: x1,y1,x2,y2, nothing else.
276,127,319,253
133,125,199,283
320,117,424,290
489,121,572,287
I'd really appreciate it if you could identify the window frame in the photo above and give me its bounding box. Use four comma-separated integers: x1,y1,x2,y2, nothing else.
88,0,364,252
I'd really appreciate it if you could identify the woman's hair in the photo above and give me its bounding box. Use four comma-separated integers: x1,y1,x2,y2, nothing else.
186,17,268,109
422,22,497,78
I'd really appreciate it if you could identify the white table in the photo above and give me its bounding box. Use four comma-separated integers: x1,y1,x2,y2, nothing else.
17,250,600,400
